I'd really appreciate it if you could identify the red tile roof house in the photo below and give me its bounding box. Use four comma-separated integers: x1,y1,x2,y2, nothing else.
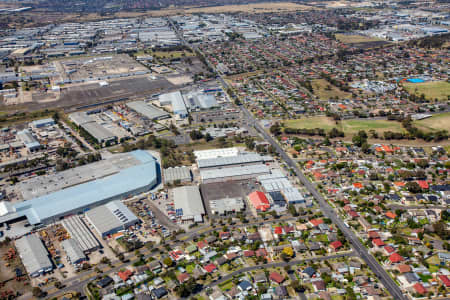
219,232,231,240
383,246,396,256
385,211,397,219
309,218,324,227
412,283,427,295
243,250,255,257
197,240,209,255
203,263,217,273
177,272,189,284
118,269,133,281
269,272,284,284
396,264,411,274
388,253,404,264
256,248,268,257
348,210,359,219
274,226,283,235
312,280,326,292
225,252,238,261
371,238,385,249
248,191,270,212
368,231,380,240
329,241,343,252
438,275,450,288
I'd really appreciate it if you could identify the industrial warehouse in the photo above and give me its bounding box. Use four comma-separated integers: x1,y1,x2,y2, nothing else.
85,200,140,238
172,185,205,222
15,234,53,277
0,150,159,226
163,166,192,184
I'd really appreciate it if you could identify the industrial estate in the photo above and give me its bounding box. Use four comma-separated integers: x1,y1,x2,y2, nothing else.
0,0,448,300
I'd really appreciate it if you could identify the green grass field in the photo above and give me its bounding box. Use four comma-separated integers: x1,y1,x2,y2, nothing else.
341,119,404,135
403,81,450,101
284,117,404,136
413,112,450,132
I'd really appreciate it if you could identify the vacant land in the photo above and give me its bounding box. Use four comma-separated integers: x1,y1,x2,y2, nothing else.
413,112,450,133
284,117,404,136
284,116,338,131
101,2,314,17
0,242,31,298
312,79,351,100
335,34,384,44
341,119,404,135
403,81,450,101
184,2,314,13
152,50,195,59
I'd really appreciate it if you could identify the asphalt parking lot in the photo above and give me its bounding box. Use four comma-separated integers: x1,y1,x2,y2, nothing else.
199,180,259,219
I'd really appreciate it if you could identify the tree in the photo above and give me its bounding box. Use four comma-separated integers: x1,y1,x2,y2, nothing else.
204,133,213,142
100,257,111,264
406,181,421,194
54,280,63,289
270,123,282,136
163,257,174,267
282,246,294,258
32,287,44,298
352,130,368,147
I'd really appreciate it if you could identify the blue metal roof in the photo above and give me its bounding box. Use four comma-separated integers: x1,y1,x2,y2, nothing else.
14,150,158,225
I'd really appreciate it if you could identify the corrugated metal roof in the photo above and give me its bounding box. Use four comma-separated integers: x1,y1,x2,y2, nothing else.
173,185,204,218
126,101,170,120
61,216,99,252
197,153,264,168
164,166,191,183
85,200,138,235
13,150,157,225
82,122,116,142
200,164,269,181
15,234,52,275
194,147,239,160
61,238,85,264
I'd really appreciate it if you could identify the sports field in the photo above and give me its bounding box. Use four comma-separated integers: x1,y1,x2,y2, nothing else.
413,112,450,132
284,117,404,136
403,81,450,101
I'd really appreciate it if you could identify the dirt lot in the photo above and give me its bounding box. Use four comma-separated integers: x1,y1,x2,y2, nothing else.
0,241,32,298
335,34,385,44
0,76,175,113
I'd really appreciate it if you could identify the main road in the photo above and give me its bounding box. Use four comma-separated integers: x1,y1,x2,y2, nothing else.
242,108,409,300
168,18,408,300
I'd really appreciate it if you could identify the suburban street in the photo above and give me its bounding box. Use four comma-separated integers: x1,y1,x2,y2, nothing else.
173,20,410,297
208,251,355,288
241,105,409,300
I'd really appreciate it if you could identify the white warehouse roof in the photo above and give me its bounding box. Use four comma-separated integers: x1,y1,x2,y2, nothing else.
85,200,139,237
61,238,86,264
194,147,239,160
15,234,52,277
173,185,205,220
61,215,100,252
200,164,270,181
197,153,266,169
